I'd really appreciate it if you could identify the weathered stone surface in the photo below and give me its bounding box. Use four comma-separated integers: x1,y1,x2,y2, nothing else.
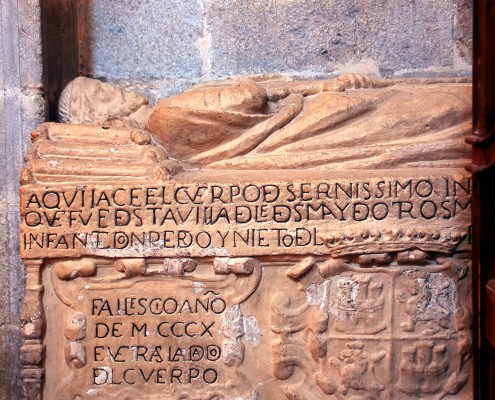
20,172,471,259
0,208,23,325
79,0,203,80
31,240,473,399
0,88,44,399
50,0,473,119
353,0,455,75
0,325,22,400
0,0,42,89
111,78,200,104
16,0,43,89
71,0,472,100
0,0,474,398
1,1,44,399
455,0,473,64
20,75,473,399
206,0,456,77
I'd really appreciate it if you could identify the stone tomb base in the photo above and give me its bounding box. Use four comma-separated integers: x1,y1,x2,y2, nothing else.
19,170,472,399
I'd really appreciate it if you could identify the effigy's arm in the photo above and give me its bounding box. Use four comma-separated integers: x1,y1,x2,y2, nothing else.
205,79,472,170
260,74,471,101
260,73,374,100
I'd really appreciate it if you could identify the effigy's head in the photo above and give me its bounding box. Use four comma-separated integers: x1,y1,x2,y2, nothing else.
58,77,148,124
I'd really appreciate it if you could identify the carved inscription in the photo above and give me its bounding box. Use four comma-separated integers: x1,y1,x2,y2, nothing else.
20,175,471,258
89,292,225,387
46,259,262,399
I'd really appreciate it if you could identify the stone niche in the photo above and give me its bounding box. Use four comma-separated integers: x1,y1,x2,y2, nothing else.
19,74,473,399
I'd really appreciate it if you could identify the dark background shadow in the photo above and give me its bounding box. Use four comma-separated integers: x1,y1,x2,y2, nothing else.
41,0,91,121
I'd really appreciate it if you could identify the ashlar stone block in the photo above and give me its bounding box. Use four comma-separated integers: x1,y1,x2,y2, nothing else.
81,0,203,80
207,0,456,77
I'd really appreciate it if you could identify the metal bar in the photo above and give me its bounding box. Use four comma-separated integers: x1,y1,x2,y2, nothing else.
472,0,495,398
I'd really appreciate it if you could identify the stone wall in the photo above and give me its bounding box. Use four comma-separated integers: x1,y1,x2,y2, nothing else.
0,1,44,400
77,0,472,101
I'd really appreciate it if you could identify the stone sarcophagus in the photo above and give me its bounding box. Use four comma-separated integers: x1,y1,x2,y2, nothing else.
19,74,473,399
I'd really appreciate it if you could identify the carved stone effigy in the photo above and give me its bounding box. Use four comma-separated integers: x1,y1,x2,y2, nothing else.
19,74,472,399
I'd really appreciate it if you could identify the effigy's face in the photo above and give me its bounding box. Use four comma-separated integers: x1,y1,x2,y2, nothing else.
71,77,148,123
89,79,123,105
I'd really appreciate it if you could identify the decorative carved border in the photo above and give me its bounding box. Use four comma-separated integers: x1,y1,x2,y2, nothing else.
21,256,264,400
20,259,45,400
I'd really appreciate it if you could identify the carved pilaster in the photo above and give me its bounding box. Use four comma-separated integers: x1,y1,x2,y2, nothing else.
20,259,45,400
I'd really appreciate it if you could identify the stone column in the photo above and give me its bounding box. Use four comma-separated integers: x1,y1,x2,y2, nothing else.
0,1,44,399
